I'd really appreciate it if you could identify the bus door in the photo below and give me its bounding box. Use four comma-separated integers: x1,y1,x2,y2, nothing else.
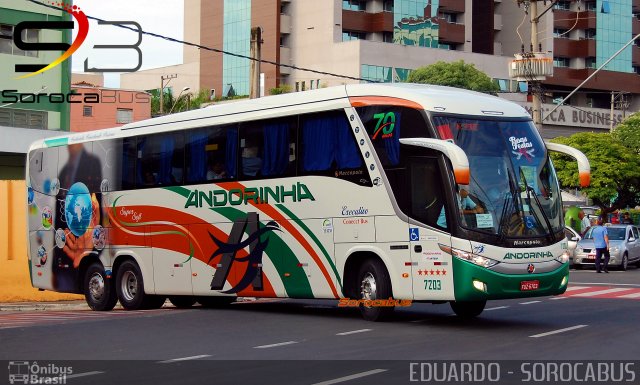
407,156,454,301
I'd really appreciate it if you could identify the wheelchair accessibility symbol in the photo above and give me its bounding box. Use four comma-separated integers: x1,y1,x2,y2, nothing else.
409,228,419,241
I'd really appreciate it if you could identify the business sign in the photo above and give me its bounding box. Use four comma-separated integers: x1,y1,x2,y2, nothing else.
519,103,625,130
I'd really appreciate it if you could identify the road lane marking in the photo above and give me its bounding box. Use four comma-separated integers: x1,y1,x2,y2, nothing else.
530,325,588,338
617,292,640,299
485,306,509,311
571,288,631,297
549,297,568,300
311,369,388,385
157,355,211,363
519,301,541,305
572,282,640,287
336,329,372,336
564,286,590,291
253,341,299,349
66,371,104,380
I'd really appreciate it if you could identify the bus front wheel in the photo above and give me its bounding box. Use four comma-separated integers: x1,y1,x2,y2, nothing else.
84,263,117,311
116,260,165,310
357,259,394,322
450,300,486,318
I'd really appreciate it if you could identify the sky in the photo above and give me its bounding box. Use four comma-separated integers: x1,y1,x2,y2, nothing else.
71,0,184,87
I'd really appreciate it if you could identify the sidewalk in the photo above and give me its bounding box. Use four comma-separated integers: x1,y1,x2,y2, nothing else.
0,300,88,312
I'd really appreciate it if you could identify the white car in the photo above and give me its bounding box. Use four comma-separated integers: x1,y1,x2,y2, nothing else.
564,226,581,266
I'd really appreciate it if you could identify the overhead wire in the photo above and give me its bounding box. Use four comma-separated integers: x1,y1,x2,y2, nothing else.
24,0,374,83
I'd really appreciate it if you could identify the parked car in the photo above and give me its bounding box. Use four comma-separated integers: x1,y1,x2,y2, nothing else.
573,224,640,270
564,226,581,267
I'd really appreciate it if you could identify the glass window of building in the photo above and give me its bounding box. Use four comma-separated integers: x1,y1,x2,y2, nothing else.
222,0,251,96
553,57,571,67
553,28,569,38
0,24,38,56
82,106,93,117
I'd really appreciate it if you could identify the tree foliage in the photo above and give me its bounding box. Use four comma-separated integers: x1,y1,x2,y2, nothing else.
406,60,500,92
550,132,640,212
612,112,640,154
151,89,216,116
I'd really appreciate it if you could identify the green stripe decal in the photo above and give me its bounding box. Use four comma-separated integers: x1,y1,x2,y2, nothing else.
213,207,314,298
44,137,68,147
275,204,342,289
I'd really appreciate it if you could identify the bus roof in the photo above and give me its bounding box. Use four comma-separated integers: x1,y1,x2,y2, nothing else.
28,83,530,152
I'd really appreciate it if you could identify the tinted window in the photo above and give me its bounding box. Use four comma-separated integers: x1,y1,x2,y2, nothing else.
137,132,185,187
185,125,238,184
357,106,431,167
300,111,370,186
239,117,296,180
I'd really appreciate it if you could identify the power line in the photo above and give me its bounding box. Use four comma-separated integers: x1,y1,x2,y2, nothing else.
24,0,373,83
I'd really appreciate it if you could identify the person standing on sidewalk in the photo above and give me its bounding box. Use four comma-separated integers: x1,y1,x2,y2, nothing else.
591,217,610,273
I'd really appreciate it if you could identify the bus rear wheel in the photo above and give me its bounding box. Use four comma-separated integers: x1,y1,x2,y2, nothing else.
116,260,165,310
450,300,486,318
84,263,117,311
357,259,394,322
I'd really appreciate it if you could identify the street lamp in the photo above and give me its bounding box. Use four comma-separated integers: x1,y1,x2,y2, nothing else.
168,86,191,114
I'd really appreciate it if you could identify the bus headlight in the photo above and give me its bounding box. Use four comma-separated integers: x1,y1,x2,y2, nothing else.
555,251,570,264
440,246,499,268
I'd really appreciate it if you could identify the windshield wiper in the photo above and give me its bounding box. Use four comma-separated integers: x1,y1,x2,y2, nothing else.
520,169,556,243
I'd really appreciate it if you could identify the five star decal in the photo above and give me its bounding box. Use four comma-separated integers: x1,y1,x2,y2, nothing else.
417,269,447,276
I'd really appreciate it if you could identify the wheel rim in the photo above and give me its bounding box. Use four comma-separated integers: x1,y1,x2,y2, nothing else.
121,271,138,302
361,272,377,303
88,272,105,301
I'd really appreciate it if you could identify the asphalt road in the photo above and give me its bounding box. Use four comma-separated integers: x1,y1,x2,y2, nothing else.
1,267,639,385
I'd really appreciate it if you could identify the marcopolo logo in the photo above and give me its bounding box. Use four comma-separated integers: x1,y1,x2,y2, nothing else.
504,251,554,260
13,1,142,79
7,361,73,384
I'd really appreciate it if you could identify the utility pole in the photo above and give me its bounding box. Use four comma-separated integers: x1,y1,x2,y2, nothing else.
610,91,615,131
250,27,263,99
529,1,542,126
160,74,177,115
510,1,553,130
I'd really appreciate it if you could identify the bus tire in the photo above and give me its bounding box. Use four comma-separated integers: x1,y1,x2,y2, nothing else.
357,258,394,322
83,263,117,311
143,295,167,310
197,296,235,308
169,296,197,308
116,260,154,310
450,300,486,318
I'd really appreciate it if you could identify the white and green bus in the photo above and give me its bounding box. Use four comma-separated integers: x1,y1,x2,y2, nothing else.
26,83,590,320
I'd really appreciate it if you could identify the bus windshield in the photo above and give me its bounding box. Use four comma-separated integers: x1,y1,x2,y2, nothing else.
433,117,563,238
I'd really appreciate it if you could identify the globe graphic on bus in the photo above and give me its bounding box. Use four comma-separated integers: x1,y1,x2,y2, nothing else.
64,182,93,237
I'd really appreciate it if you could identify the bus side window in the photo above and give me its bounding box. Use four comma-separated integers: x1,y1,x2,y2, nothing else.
122,138,136,190
239,118,296,180
136,132,185,187
300,110,369,185
185,125,236,184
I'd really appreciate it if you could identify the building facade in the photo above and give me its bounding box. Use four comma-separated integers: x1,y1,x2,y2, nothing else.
0,0,72,179
69,84,152,132
121,0,640,138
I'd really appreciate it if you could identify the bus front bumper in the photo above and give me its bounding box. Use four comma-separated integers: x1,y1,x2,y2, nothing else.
452,258,569,301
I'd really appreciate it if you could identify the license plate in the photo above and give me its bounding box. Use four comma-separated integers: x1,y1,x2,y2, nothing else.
520,280,540,291
585,254,596,261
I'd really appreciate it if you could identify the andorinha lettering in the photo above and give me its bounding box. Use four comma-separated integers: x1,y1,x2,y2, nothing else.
184,183,315,208
504,251,554,260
